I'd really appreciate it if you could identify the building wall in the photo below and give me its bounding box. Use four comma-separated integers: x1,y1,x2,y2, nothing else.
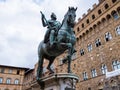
0,65,28,90
22,69,35,90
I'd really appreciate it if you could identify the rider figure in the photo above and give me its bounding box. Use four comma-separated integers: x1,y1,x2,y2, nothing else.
41,12,61,45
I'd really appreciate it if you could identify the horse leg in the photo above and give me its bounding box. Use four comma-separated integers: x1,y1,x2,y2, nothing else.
68,52,72,73
37,54,44,80
47,57,55,74
67,43,73,73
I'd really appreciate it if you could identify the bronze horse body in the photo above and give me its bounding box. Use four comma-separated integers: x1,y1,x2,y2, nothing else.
37,7,77,80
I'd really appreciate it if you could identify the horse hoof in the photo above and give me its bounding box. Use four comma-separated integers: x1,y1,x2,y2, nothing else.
68,71,72,73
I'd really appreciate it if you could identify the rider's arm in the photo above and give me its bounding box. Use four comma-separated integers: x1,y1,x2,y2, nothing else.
41,17,47,27
40,12,48,27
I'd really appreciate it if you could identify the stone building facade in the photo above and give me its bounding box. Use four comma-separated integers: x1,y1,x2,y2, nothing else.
68,0,120,89
30,0,120,90
22,0,120,90
53,0,120,90
0,65,29,90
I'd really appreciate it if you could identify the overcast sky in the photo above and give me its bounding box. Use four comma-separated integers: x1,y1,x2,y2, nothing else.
0,0,98,68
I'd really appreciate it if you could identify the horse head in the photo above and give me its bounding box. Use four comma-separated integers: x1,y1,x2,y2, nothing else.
66,7,77,28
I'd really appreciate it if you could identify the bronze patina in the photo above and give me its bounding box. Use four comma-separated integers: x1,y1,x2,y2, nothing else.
37,7,77,83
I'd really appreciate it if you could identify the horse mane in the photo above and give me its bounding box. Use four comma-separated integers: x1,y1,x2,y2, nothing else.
60,10,69,28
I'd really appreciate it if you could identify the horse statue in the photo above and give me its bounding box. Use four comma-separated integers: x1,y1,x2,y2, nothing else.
37,7,77,81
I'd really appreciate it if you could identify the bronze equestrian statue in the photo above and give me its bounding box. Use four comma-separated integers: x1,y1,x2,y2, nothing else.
37,7,77,82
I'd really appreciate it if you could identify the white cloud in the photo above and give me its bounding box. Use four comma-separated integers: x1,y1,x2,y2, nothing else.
0,0,98,68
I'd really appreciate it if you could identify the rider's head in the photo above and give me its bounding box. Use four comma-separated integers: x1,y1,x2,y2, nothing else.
51,13,57,20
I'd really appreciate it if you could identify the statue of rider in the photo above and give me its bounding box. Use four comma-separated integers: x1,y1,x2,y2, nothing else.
41,12,61,46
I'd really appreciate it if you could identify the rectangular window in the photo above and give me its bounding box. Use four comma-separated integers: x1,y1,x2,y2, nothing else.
83,72,88,80
88,44,92,52
95,39,101,47
112,60,120,70
0,68,4,73
80,49,84,56
91,69,97,77
101,64,107,74
115,25,120,35
105,32,112,42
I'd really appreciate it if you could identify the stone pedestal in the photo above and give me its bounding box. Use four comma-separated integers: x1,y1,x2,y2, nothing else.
32,73,79,90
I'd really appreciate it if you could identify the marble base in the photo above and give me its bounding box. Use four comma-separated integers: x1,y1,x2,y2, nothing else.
37,73,79,90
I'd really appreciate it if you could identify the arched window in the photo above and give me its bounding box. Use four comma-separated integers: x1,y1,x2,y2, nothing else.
117,7,120,15
101,18,106,23
112,60,120,70
115,25,120,35
6,78,11,84
14,79,19,84
112,0,117,3
105,32,112,41
89,27,93,31
86,19,89,24
111,10,119,20
101,64,107,74
76,37,79,41
93,24,97,29
98,9,102,15
79,35,82,39
92,14,95,19
77,27,80,32
82,23,84,28
106,14,111,20
104,3,109,9
97,21,101,26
